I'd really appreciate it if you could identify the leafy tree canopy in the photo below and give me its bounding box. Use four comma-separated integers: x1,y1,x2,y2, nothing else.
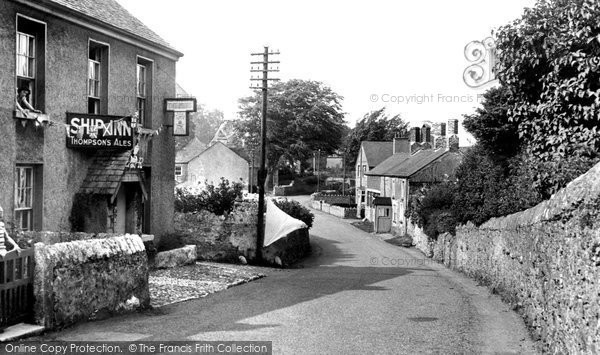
175,106,224,150
234,79,347,173
495,0,600,192
462,86,520,160
343,108,408,167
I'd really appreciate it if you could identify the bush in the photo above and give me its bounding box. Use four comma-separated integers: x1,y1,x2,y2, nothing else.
273,199,314,229
407,182,457,239
174,178,243,215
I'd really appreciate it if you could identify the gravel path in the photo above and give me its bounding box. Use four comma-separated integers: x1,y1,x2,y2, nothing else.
149,262,271,308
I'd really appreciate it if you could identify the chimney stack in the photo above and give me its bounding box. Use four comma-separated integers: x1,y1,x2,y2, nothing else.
447,118,459,151
393,135,410,154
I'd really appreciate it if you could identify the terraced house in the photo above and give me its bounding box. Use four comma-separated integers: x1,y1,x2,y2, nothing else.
0,0,183,236
363,119,463,234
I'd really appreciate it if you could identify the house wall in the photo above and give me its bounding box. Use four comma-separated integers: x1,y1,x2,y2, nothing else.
0,2,177,236
187,144,249,186
355,146,368,208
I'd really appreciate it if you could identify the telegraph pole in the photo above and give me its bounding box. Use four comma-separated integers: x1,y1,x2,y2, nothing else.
250,46,279,263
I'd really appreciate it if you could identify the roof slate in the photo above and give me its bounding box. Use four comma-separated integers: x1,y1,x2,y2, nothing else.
361,141,393,168
79,151,130,196
45,0,180,54
366,149,449,177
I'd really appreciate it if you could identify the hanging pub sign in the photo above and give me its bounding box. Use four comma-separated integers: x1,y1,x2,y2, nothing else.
164,97,197,137
66,113,133,149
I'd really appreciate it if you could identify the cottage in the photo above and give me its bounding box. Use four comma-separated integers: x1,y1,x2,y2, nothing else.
0,0,183,235
176,141,258,190
355,141,393,219
364,119,463,234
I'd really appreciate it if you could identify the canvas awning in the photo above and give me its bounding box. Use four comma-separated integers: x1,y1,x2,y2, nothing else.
373,197,392,206
79,151,147,203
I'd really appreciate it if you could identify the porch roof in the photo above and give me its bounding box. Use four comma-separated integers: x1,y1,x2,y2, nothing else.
79,151,147,203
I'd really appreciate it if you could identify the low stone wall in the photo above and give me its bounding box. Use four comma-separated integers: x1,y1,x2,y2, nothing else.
432,162,600,354
18,231,153,246
311,193,354,205
406,219,433,257
174,202,310,266
310,200,357,219
329,205,358,219
154,245,197,269
34,235,150,329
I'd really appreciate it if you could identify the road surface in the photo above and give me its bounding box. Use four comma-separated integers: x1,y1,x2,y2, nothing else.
44,196,537,354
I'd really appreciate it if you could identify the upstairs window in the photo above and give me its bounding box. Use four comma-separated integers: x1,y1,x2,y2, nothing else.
88,40,109,114
136,64,146,123
16,15,46,113
136,56,153,127
175,165,182,176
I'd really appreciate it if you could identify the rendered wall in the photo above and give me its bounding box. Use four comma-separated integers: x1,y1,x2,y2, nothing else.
0,2,176,236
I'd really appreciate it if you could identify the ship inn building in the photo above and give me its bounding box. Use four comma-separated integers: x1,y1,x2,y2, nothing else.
0,0,183,236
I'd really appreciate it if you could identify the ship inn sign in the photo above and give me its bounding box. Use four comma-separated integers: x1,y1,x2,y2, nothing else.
66,113,133,149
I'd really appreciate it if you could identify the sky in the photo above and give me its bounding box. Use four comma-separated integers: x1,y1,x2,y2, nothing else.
117,0,535,145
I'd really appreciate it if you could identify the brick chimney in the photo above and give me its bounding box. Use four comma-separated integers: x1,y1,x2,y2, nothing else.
432,122,447,149
447,118,459,151
409,127,422,154
393,135,410,154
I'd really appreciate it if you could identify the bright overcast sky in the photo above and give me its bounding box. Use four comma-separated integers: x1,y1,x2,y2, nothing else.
118,0,534,144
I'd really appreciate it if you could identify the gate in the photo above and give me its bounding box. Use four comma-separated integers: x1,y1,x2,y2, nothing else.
0,248,34,328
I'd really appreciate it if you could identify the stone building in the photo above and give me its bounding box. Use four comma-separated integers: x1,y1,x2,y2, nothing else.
0,0,183,236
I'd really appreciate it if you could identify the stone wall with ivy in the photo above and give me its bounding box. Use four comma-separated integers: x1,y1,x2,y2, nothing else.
34,234,149,329
432,162,600,354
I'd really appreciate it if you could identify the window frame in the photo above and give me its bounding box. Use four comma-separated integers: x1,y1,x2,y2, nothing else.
14,166,34,231
15,14,46,112
174,165,182,177
136,55,154,128
87,39,109,114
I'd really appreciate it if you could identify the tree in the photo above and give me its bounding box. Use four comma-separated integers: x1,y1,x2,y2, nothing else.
462,86,520,160
343,108,408,167
175,105,224,150
494,0,600,196
234,79,347,176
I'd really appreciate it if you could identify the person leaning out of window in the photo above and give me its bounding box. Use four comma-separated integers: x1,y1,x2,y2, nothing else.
15,86,42,118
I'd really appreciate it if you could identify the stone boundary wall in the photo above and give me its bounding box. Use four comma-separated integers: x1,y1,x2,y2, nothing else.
174,202,310,266
406,218,433,257
310,200,357,219
34,235,150,329
432,162,600,353
18,231,154,247
311,194,354,205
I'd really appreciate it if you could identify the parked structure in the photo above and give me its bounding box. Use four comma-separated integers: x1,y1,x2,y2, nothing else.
363,119,463,234
0,0,183,235
355,141,393,218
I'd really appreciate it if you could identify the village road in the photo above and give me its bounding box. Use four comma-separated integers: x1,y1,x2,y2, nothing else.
43,196,538,354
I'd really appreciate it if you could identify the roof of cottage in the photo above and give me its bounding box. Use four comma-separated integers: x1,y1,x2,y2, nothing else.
176,137,207,163
361,141,393,168
366,148,449,177
44,0,182,56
